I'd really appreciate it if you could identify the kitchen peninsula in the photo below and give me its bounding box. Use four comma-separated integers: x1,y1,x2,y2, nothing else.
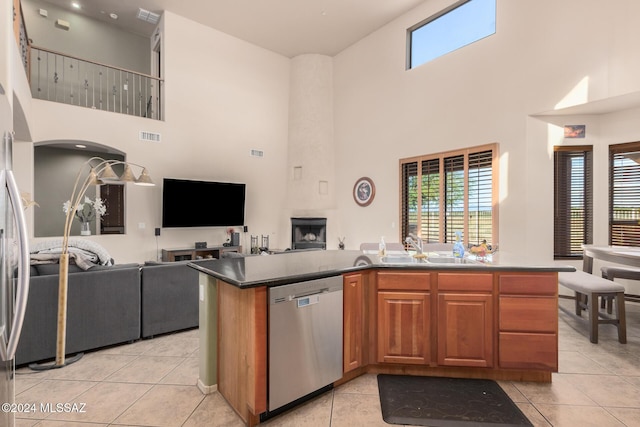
189,250,574,426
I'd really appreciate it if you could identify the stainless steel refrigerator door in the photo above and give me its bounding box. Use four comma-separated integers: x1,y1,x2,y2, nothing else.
0,132,31,427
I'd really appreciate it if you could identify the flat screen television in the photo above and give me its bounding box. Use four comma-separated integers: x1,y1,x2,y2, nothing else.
162,178,246,228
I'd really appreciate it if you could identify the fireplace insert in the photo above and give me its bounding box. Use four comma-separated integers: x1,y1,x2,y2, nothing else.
291,218,326,250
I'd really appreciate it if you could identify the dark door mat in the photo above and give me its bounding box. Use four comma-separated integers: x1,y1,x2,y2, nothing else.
377,374,533,427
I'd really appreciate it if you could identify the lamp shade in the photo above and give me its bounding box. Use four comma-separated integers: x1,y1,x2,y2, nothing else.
135,168,155,186
99,163,119,180
120,164,137,182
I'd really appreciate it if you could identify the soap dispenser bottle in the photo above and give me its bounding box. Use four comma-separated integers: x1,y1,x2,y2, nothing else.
379,236,387,257
453,231,465,261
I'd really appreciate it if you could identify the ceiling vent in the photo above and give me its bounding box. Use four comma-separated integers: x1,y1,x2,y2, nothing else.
137,8,160,25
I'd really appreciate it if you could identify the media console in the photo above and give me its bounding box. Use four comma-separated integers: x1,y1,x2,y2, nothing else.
161,245,242,262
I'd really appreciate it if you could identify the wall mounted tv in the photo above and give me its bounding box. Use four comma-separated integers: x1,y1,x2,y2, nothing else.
162,178,246,228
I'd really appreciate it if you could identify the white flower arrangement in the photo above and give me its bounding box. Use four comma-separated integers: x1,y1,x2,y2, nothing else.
63,196,107,223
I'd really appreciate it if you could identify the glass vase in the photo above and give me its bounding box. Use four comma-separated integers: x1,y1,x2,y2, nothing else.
80,221,91,236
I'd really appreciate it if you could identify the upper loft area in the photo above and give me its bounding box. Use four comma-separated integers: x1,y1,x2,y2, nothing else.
15,0,163,121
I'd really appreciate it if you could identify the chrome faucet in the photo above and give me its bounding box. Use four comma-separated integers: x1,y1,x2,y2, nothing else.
405,234,423,254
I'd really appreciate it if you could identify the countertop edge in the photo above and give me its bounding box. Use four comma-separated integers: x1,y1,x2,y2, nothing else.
188,260,576,289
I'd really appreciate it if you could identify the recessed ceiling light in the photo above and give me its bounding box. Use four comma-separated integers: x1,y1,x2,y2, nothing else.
71,2,80,9
75,144,87,149
109,13,118,20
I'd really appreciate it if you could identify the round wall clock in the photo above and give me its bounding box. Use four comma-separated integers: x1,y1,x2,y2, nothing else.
353,177,375,207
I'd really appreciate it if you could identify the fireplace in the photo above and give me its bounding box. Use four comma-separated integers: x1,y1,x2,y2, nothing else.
291,217,327,250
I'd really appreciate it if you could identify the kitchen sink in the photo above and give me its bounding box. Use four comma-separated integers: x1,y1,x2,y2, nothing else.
379,255,424,264
426,256,480,264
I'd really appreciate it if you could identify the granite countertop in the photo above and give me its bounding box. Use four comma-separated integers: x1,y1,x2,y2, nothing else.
188,250,575,288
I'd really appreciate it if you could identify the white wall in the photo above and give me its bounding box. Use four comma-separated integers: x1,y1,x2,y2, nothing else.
332,0,640,261
16,11,291,263
11,0,640,268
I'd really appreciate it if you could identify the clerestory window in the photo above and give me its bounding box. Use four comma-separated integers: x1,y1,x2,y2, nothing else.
408,0,496,70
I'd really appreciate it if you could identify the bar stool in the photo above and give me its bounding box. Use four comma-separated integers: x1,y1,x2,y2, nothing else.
600,266,638,313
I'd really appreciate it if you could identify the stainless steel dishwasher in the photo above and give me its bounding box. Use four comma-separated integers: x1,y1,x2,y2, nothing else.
268,276,343,411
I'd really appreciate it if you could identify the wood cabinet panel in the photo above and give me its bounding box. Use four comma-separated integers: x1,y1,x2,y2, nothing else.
343,273,364,373
377,292,431,365
500,296,557,333
437,293,493,367
438,273,493,292
499,332,558,370
499,273,557,295
377,271,430,291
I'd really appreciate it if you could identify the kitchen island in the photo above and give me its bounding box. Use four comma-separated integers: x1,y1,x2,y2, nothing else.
189,250,574,426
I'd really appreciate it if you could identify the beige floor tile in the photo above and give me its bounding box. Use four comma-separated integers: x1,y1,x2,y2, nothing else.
105,355,184,384
331,392,387,427
563,373,640,408
142,334,199,358
182,392,245,427
334,373,379,395
43,353,137,381
261,390,333,426
515,403,551,427
114,384,205,426
30,421,108,427
512,374,597,406
582,350,640,376
160,356,199,385
13,372,46,395
497,381,528,403
15,379,97,420
99,337,163,356
44,381,151,424
605,407,640,427
534,403,626,427
14,419,39,427
558,350,615,374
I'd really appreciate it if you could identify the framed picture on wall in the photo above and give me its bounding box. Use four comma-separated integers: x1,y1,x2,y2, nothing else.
353,177,375,207
564,125,586,138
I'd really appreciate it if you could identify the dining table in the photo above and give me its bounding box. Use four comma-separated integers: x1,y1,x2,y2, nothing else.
582,245,640,274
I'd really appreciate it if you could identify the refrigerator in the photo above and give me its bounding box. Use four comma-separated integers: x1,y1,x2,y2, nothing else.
0,131,30,427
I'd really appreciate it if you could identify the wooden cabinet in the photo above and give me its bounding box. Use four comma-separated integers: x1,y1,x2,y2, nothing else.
437,273,493,368
498,273,558,371
377,272,431,365
343,273,364,373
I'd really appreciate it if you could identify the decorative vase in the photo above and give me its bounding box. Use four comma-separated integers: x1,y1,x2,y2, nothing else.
80,221,91,236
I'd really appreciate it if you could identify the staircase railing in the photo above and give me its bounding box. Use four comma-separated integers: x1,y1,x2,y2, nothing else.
29,45,163,120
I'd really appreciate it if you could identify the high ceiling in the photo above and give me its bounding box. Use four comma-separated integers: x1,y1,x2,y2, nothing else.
38,0,427,57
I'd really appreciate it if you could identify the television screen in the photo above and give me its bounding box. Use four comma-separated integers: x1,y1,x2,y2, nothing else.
162,178,246,228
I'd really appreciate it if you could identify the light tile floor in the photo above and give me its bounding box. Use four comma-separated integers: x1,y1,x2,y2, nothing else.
14,299,640,427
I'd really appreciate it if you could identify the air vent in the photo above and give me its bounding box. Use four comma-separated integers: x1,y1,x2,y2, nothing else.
250,149,264,158
139,131,161,142
137,8,160,25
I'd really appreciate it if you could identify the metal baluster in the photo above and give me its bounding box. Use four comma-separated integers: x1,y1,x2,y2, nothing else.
45,50,49,100
99,68,103,111
53,54,57,101
69,61,74,104
36,49,41,98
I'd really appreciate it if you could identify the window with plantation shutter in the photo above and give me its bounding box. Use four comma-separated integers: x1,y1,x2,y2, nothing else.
610,142,640,246
553,146,593,259
400,144,498,247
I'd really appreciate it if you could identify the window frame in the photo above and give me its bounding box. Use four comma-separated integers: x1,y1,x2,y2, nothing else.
553,145,593,259
609,141,640,247
399,143,499,247
407,0,496,70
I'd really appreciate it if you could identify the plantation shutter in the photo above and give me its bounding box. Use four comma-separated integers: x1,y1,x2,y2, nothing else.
444,154,465,243
401,161,419,241
554,146,593,258
467,150,493,246
421,158,440,243
610,142,640,246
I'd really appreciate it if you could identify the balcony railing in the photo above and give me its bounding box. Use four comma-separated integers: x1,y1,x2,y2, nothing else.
30,46,163,120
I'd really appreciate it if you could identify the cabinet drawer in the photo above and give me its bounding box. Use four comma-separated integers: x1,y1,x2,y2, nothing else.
500,296,557,333
377,271,430,291
437,273,493,292
499,332,557,371
499,273,557,295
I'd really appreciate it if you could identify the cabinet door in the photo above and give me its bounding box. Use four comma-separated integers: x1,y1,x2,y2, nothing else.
377,292,430,365
343,273,364,373
437,293,493,367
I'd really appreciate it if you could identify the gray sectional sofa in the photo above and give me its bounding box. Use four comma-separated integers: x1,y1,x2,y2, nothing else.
17,259,205,366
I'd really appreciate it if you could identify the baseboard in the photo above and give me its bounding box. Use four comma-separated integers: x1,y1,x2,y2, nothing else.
197,378,218,395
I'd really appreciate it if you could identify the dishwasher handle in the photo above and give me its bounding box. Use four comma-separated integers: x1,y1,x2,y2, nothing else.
295,289,328,308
